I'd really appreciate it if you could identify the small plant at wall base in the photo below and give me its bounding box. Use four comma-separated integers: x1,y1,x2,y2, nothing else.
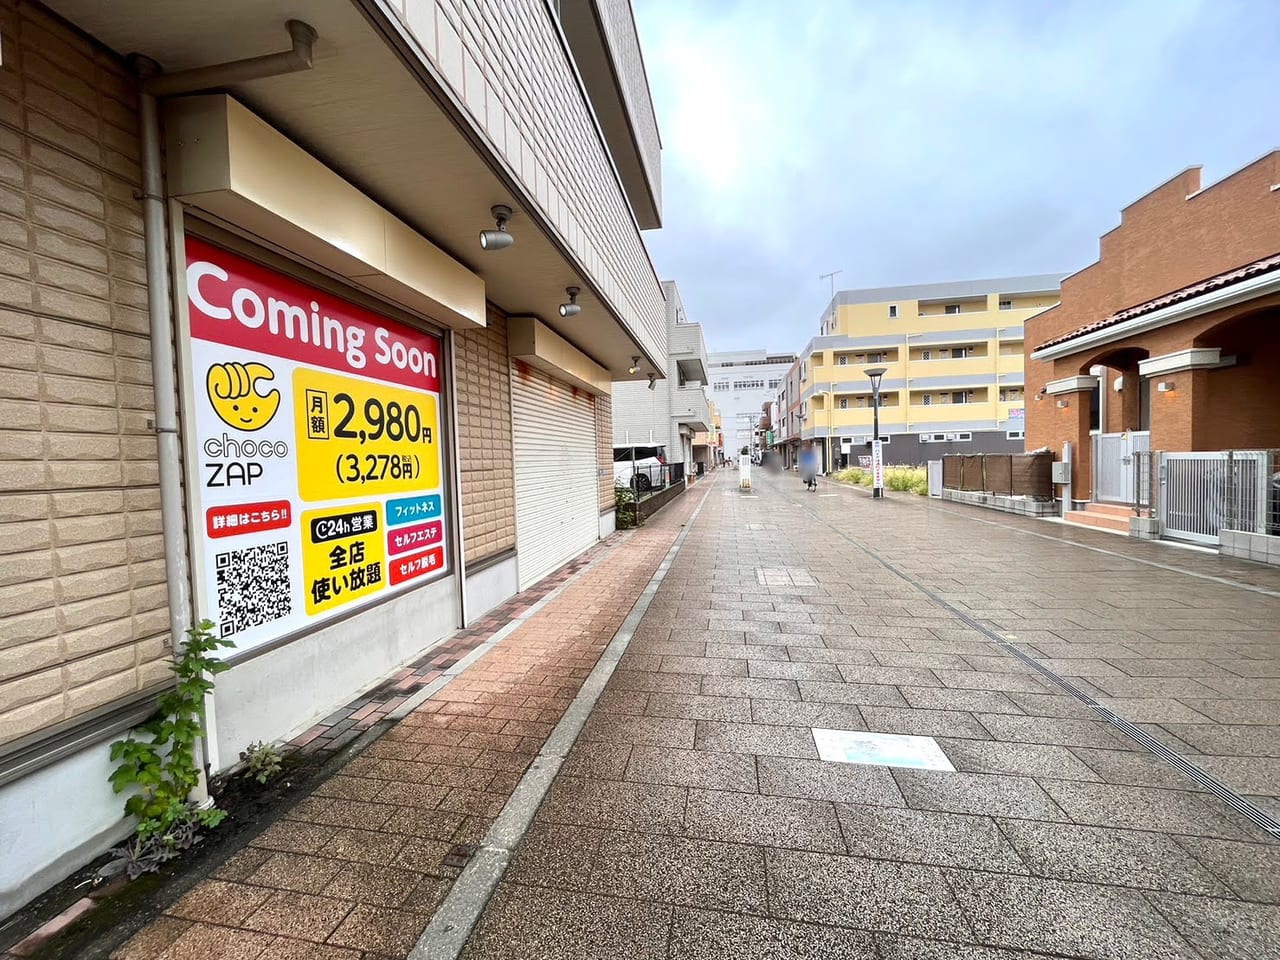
240,740,283,784
101,619,234,880
615,482,641,529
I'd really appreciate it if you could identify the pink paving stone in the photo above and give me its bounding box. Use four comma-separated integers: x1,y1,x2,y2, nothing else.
10,898,97,956
350,704,379,722
290,726,326,748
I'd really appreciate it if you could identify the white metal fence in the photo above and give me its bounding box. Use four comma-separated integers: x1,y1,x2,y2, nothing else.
1156,449,1275,545
1093,431,1151,504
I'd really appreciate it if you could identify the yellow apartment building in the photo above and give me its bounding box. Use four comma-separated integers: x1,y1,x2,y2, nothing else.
798,275,1063,468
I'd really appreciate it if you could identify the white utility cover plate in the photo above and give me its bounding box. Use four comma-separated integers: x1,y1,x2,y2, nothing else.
812,729,955,771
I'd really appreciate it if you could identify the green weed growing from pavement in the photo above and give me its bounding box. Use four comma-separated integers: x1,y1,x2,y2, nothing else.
240,740,284,785
102,619,234,878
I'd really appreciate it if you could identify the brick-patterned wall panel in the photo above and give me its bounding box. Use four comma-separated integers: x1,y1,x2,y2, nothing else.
594,392,613,512
0,1,171,747
454,308,516,562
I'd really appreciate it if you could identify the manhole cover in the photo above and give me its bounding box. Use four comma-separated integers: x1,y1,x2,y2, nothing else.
812,729,954,771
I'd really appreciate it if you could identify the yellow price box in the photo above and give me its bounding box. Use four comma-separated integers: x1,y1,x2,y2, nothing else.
294,367,441,502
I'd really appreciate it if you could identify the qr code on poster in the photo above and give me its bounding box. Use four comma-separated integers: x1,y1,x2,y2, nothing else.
214,541,292,638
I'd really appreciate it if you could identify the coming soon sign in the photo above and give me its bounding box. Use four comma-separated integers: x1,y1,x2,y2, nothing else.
183,236,448,653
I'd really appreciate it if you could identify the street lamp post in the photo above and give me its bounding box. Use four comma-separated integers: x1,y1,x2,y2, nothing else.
864,366,887,499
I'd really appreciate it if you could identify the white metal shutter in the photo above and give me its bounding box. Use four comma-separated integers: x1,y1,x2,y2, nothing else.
511,364,599,589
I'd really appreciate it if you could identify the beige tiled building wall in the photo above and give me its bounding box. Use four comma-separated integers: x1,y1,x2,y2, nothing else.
0,1,171,748
454,308,517,562
393,0,666,362
594,392,614,512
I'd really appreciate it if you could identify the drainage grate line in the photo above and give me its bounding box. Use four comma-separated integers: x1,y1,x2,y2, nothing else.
797,494,1280,839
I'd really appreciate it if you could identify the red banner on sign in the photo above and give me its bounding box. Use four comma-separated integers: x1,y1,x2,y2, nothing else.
389,546,445,585
387,519,444,557
184,236,441,393
206,500,293,538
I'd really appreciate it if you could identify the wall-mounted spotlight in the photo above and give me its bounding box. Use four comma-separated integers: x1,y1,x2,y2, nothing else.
1157,381,1175,393
559,286,581,318
479,204,514,250
1056,399,1069,409
647,373,657,391
628,356,640,375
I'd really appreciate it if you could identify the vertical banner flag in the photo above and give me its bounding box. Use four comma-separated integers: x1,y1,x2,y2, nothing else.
184,236,448,653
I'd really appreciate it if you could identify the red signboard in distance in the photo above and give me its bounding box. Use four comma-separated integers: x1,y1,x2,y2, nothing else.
206,500,293,538
389,546,445,585
184,235,441,393
386,519,444,556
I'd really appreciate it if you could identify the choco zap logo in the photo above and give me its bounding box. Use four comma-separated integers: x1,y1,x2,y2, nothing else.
201,360,291,489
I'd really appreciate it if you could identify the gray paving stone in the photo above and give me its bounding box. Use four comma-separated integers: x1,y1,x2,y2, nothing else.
609,669,703,694
975,713,1136,750
1176,698,1280,725
1175,836,1280,904
1194,756,1280,796
945,870,1200,959
685,788,844,853
1002,691,1097,719
767,849,967,939
460,883,670,960
996,819,1229,894
837,803,1025,872
669,908,879,960
935,669,1053,694
1067,746,1204,790
1159,722,1280,757
592,689,649,715
797,681,910,707
558,741,632,781
1092,697,1214,723
757,756,905,806
937,738,1100,781
876,936,1042,959
785,646,880,665
1085,675,1221,698
703,642,791,661
695,720,820,758
892,768,1068,821
701,675,802,701
861,706,993,740
589,830,768,914
643,692,753,722
1038,780,1266,840
578,713,696,748
748,659,844,681
836,664,943,687
749,699,867,729
1150,893,1280,960
537,776,686,834
625,745,757,792
873,651,976,671
898,686,1025,715
660,655,749,676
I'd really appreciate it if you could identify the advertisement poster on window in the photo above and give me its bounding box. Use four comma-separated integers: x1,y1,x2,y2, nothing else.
183,236,448,654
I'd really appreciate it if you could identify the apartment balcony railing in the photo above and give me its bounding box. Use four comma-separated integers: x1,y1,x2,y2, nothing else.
672,383,712,431
669,320,709,383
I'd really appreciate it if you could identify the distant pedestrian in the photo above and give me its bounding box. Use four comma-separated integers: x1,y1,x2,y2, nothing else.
799,443,819,491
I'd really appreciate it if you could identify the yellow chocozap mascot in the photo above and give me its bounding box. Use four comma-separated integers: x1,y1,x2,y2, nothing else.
206,361,281,432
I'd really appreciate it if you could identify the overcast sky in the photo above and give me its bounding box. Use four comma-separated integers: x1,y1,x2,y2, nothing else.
631,0,1280,354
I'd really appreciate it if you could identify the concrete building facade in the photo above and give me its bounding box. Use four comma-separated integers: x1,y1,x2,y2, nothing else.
707,348,797,458
611,280,710,471
796,275,1063,468
0,0,668,916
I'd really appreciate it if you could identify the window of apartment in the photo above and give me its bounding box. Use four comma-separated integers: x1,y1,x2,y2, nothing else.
800,361,807,380
800,402,807,418
999,299,1013,310
856,396,866,408
950,432,972,442
999,388,1023,403
921,349,932,361
951,391,973,404
922,394,932,406
952,346,970,359
867,352,885,364
1006,430,1025,440
768,379,781,388
945,304,961,315
838,355,849,366
888,304,898,319
838,397,848,409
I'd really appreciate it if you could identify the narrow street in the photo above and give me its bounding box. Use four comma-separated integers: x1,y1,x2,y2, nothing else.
107,469,1280,960
459,469,1280,960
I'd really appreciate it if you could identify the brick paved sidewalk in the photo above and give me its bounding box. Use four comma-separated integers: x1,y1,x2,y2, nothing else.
108,487,706,960
457,471,1279,960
